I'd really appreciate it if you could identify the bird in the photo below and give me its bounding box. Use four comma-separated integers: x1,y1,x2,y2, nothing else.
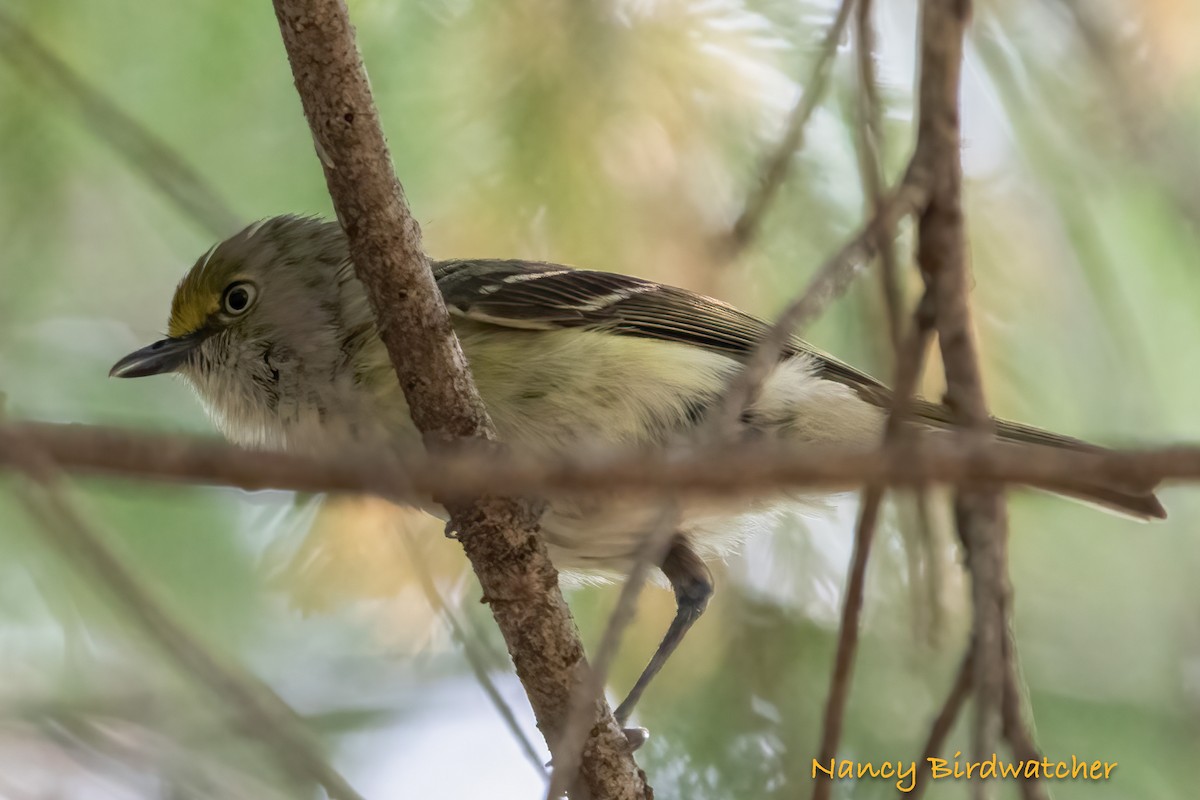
110,214,1165,724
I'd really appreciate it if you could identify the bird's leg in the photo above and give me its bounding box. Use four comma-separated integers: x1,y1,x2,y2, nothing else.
613,537,713,726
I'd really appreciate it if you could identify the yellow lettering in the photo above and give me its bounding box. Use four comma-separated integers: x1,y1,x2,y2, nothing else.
1104,762,1117,779
929,758,950,779
896,761,916,793
879,762,894,779
837,760,854,779
858,762,881,779
979,754,997,780
812,759,834,779
1024,760,1040,779
966,761,979,779
1071,756,1087,779
1055,761,1069,779
999,760,1021,778
1089,761,1103,780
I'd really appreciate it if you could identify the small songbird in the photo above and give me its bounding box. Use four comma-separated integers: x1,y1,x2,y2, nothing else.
110,215,1165,722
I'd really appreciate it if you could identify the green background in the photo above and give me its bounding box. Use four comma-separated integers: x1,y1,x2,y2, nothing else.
1,0,1198,797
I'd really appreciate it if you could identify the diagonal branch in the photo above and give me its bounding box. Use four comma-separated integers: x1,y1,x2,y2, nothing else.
398,531,546,776
721,0,856,257
853,0,905,349
546,505,678,800
268,1,648,797
852,0,943,645
708,175,929,439
0,7,241,238
908,650,973,800
810,289,937,800
10,439,364,800
1000,626,1049,800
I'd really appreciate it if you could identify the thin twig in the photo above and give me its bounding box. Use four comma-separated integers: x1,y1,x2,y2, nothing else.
268,1,647,795
853,0,905,347
546,504,679,800
0,7,241,237
722,0,856,257
10,442,364,800
708,176,929,439
398,531,546,776
908,650,973,800
1001,630,1049,800
811,290,937,800
0,420,1183,505
853,0,943,647
913,491,945,640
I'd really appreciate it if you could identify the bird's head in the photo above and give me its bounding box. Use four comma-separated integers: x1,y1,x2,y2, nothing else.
110,215,358,379
110,215,376,446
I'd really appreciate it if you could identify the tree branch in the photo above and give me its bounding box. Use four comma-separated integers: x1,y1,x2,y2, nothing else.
708,176,929,438
853,0,905,350
269,1,648,796
853,0,944,647
0,420,1186,509
546,505,677,800
721,0,856,257
811,289,936,800
908,651,973,800
913,2,1015,796
1001,627,1049,800
398,530,546,776
0,7,241,238
10,439,364,800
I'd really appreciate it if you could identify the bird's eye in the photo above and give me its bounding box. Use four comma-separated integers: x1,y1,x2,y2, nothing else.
222,282,257,315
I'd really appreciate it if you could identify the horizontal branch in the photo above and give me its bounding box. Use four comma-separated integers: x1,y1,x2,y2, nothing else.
1,421,1192,502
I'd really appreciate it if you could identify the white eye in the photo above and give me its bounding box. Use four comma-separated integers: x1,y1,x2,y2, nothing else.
222,281,257,315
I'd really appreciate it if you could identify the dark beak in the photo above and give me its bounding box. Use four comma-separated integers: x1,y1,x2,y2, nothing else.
109,333,204,378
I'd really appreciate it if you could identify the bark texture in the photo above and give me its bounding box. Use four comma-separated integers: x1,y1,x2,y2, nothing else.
269,2,650,796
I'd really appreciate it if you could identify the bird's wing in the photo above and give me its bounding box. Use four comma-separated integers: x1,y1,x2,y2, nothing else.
433,258,895,406
432,259,1165,518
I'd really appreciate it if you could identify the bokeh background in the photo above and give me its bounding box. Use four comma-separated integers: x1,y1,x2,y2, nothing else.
2,0,1199,797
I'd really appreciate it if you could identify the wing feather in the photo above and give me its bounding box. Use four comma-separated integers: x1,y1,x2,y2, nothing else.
434,257,894,399
432,258,1123,450
430,258,1165,518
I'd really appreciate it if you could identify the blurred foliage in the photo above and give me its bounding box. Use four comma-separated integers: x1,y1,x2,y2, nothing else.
1,0,1199,797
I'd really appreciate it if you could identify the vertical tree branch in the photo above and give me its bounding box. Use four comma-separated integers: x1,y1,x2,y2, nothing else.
268,2,649,797
853,0,943,645
913,3,1015,799
810,289,936,800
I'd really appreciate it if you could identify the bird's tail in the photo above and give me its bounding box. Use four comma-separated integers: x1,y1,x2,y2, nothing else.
910,399,1166,521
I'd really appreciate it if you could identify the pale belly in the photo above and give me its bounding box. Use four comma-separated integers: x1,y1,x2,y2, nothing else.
195,324,879,576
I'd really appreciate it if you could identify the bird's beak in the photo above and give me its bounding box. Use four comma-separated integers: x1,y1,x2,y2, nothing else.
109,332,205,378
